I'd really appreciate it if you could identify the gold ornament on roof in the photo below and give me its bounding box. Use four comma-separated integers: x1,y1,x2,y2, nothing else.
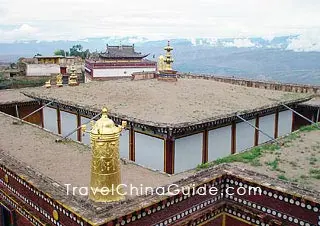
163,41,174,71
82,108,127,202
56,73,63,87
68,65,78,86
45,79,51,88
157,55,165,72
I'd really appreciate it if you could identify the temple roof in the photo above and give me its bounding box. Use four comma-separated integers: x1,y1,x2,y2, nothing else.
24,78,311,126
99,45,149,59
0,88,33,105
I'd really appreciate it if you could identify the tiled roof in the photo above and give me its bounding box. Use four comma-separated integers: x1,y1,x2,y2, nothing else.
99,45,149,59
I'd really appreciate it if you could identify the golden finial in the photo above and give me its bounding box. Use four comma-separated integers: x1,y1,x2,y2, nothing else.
84,107,127,202
68,65,78,86
157,55,165,72
56,73,63,87
45,79,51,88
163,41,174,71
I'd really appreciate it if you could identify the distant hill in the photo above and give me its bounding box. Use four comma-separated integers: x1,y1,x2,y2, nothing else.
0,36,319,85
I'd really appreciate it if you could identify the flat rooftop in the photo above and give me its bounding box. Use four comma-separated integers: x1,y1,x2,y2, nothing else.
0,112,190,192
0,88,33,105
218,125,320,192
1,111,320,223
24,78,310,126
300,97,320,107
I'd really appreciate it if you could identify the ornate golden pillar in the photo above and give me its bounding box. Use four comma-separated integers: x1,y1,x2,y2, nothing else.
82,108,126,202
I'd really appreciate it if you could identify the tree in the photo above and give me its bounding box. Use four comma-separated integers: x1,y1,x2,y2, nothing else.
69,44,90,59
54,49,66,56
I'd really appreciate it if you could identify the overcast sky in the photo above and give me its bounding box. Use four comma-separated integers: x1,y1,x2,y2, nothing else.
0,0,320,43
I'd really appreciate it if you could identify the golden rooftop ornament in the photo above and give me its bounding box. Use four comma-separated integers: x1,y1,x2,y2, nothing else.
68,65,78,86
56,73,63,87
82,108,127,202
45,79,51,88
163,41,174,70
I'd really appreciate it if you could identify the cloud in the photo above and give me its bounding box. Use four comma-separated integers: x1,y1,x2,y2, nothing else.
287,30,320,52
0,24,38,42
222,39,256,48
0,0,320,44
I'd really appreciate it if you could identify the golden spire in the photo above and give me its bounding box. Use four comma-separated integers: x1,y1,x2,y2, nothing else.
82,108,127,202
56,73,63,87
45,79,51,88
163,41,174,71
157,55,165,71
68,65,78,86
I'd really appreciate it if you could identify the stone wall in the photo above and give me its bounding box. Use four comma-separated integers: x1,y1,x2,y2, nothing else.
178,73,320,95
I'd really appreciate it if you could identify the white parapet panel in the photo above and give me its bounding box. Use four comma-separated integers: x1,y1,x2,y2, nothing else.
135,132,164,171
278,110,293,137
43,107,58,134
26,64,60,76
208,125,232,161
119,130,129,159
175,133,202,173
93,67,155,78
60,111,77,141
236,119,256,153
259,114,275,144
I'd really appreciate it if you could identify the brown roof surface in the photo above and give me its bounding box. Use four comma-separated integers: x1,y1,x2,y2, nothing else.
230,128,320,192
300,97,320,107
0,112,190,192
0,88,33,105
24,78,310,126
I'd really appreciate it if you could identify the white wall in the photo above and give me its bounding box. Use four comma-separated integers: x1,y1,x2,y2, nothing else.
60,111,77,141
259,114,275,144
236,119,255,153
135,132,164,171
175,133,202,173
43,107,58,134
208,125,231,161
80,116,92,145
93,67,155,77
119,130,129,159
278,110,293,137
26,64,60,76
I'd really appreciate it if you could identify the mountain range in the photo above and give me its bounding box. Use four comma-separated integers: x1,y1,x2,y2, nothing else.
0,36,319,85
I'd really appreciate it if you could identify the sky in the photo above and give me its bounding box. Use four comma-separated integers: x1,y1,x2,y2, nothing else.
0,0,320,47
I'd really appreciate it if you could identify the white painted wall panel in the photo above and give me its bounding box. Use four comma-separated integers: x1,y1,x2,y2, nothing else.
119,130,129,159
93,67,155,77
259,114,275,144
208,126,231,161
60,111,77,141
80,117,92,145
175,133,202,173
26,64,60,76
236,119,255,153
278,110,292,137
135,132,164,171
43,107,58,134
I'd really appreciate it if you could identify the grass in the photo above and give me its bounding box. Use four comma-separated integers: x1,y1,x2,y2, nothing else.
266,157,280,171
278,174,289,181
197,123,319,171
309,169,320,180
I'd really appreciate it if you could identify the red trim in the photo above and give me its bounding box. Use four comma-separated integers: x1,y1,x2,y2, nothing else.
231,122,236,154
129,128,135,161
254,116,259,146
202,130,208,163
274,110,279,139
